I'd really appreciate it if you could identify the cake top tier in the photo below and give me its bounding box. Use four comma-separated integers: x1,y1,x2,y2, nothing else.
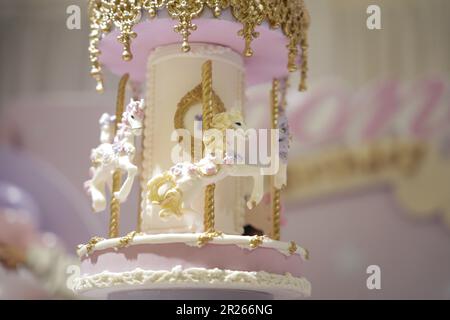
88,0,310,93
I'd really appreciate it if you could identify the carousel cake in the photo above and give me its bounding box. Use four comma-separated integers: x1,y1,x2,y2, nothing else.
75,0,311,299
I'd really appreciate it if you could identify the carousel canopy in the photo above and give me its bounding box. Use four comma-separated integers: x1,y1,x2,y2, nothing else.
88,0,310,92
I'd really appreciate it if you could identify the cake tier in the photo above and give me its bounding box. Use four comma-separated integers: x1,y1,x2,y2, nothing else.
75,234,311,299
140,43,248,235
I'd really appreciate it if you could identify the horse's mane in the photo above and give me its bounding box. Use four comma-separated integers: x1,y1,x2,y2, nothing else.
203,109,245,159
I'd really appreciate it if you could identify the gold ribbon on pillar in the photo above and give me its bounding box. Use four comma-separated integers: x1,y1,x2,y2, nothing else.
202,60,216,233
109,73,129,238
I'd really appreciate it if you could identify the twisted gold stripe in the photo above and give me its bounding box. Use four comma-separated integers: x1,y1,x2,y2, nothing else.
109,73,129,239
202,60,216,233
271,78,281,241
299,30,309,92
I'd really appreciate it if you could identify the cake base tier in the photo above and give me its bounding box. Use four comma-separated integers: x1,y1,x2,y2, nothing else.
75,267,310,300
75,234,311,299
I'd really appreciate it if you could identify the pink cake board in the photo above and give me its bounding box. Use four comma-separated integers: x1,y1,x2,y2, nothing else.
99,18,291,86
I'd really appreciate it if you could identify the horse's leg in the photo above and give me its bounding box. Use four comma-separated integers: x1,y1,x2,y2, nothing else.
247,172,264,210
229,166,264,210
90,169,107,212
114,157,138,202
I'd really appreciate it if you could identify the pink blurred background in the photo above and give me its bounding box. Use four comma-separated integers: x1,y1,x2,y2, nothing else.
0,0,449,299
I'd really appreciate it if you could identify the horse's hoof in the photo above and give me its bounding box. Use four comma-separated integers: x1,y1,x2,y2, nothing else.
113,192,125,202
247,200,257,210
92,201,106,213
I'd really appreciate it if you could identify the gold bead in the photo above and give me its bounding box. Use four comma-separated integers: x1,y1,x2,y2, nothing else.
122,49,133,61
182,41,191,53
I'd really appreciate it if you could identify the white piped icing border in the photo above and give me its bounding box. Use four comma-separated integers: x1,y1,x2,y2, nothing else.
74,266,311,297
77,233,309,260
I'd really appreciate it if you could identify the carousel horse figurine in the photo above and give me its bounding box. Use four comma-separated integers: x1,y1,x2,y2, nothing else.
85,99,145,212
145,109,265,227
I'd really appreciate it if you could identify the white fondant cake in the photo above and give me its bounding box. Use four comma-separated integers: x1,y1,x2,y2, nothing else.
76,42,311,299
75,233,310,299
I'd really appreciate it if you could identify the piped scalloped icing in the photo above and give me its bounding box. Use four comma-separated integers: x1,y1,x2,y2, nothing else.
73,266,311,297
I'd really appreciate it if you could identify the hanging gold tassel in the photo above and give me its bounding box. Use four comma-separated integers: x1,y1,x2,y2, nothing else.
299,9,311,92
202,60,216,233
299,32,309,92
109,73,129,238
271,78,281,240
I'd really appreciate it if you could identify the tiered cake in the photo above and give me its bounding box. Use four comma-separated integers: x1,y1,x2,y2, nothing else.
75,0,311,299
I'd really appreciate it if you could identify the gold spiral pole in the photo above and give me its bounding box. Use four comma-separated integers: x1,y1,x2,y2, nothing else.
202,60,216,233
109,73,129,238
271,78,281,240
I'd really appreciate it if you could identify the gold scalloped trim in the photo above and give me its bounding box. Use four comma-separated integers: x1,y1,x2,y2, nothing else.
88,0,310,92
197,230,224,246
85,236,105,254
118,231,139,248
249,235,266,249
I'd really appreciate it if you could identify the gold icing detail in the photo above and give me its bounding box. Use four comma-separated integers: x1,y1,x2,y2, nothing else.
271,78,281,241
85,236,105,254
230,0,265,57
143,0,165,17
88,1,110,93
197,230,224,246
88,0,310,92
147,172,184,218
288,241,297,255
108,0,141,61
174,84,225,160
167,0,205,52
206,0,229,17
249,235,266,249
118,231,138,248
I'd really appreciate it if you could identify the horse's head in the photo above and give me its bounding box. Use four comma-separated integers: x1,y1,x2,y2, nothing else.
203,109,248,161
124,99,145,135
211,109,247,132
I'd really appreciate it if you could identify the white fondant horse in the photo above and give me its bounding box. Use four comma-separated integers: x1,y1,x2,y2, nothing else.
145,110,264,231
85,99,145,212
